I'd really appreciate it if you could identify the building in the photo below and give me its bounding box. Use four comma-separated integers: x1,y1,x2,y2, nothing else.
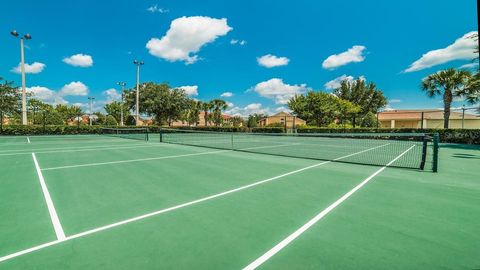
170,112,234,127
378,109,480,129
257,112,306,128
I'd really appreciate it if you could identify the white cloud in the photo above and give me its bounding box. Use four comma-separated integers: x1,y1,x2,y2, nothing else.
325,75,366,90
257,54,290,68
389,99,402,103
103,88,121,101
220,92,233,97
11,62,46,74
63,54,93,67
226,102,234,108
26,86,67,105
230,39,247,46
322,45,366,70
324,74,354,90
59,81,89,96
146,5,169,13
252,78,310,104
404,31,477,72
275,106,292,113
146,16,232,64
178,85,198,96
226,103,274,117
460,62,479,69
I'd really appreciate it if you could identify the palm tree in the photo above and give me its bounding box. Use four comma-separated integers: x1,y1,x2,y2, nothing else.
421,68,472,128
199,101,213,127
211,99,228,126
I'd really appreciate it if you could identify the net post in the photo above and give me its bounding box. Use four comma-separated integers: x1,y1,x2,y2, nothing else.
145,128,149,141
432,133,439,173
420,134,428,170
159,128,163,142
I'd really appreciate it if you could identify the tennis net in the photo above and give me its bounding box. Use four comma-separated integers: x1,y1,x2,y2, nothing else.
101,128,149,141
159,128,439,171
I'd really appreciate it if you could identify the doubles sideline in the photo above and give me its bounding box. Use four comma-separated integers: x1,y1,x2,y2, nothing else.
0,143,392,263
242,145,415,270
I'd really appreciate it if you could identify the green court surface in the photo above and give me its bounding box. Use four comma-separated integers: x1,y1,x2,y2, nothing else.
0,134,479,269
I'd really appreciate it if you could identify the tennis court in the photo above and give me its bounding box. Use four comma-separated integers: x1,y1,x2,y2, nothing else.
0,131,479,269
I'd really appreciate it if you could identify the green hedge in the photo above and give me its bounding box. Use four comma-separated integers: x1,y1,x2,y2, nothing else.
0,125,102,135
1,125,479,144
296,128,480,144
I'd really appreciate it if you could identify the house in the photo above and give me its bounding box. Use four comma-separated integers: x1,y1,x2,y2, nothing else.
257,112,306,128
170,112,234,127
378,109,480,129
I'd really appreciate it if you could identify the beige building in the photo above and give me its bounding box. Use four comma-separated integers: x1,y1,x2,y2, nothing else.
257,112,306,128
171,112,234,127
379,109,480,129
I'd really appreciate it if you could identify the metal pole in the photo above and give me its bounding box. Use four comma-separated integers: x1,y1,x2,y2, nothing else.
117,82,126,126
133,60,144,126
135,64,140,126
20,38,27,125
88,97,95,126
421,112,424,129
121,91,124,126
462,106,465,129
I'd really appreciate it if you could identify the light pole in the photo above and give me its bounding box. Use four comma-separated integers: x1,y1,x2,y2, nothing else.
133,60,144,126
10,30,32,125
88,96,95,126
117,82,126,126
461,105,466,129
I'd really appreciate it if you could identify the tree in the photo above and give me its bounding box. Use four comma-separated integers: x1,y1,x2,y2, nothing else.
210,99,228,126
421,68,472,128
93,112,105,125
0,78,20,128
288,92,339,127
105,115,118,126
333,78,387,127
336,98,360,127
199,101,214,126
184,100,201,126
230,116,244,127
125,115,136,126
125,82,190,125
55,104,83,125
247,113,267,128
34,110,64,125
105,101,129,124
28,99,53,124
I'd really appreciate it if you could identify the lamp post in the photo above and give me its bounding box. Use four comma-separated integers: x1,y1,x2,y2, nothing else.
10,30,32,125
88,96,95,126
133,60,144,126
117,82,127,126
461,105,466,129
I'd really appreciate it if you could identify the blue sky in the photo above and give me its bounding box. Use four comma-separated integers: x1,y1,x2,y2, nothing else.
1,0,478,115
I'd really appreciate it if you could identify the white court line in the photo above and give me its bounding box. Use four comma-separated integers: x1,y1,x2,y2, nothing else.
242,145,416,270
0,143,149,153
0,143,168,157
0,138,138,147
0,143,390,264
26,137,30,144
32,153,65,240
41,150,230,171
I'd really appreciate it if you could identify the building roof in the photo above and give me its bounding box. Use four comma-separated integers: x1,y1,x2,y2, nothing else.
378,109,480,120
271,111,293,117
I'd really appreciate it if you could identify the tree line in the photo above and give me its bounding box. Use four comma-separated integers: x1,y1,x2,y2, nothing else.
1,59,479,129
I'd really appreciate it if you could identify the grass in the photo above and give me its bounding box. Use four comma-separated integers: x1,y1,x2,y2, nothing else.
0,134,478,269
